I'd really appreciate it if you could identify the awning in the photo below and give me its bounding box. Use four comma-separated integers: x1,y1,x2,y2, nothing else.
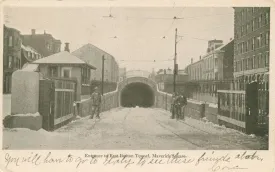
21,64,39,72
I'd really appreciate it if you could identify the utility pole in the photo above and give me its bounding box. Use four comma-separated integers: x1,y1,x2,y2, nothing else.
101,55,105,96
173,28,178,93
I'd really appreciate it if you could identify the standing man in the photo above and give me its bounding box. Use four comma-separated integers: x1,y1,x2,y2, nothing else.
178,91,187,120
170,92,177,119
90,87,102,119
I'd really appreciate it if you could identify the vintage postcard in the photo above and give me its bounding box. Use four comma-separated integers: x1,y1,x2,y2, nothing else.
0,0,274,172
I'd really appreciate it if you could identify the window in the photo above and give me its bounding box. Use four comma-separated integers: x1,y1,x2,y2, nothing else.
252,7,254,14
241,42,244,53
252,37,255,50
252,55,256,69
247,23,249,33
62,68,71,78
252,20,255,31
8,56,12,68
241,26,244,36
259,16,262,28
259,34,263,47
261,14,265,25
256,36,260,48
265,12,269,25
266,32,269,45
49,66,58,77
266,51,269,67
259,53,262,68
255,55,259,68
238,43,242,54
8,36,13,47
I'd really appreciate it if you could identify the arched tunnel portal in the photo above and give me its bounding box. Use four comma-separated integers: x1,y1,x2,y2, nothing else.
120,82,155,107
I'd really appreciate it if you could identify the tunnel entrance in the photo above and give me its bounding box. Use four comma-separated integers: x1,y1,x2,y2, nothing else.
120,82,155,107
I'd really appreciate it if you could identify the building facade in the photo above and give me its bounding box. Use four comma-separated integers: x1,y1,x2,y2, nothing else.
72,43,119,83
233,7,270,84
185,39,234,82
3,25,22,93
21,29,61,57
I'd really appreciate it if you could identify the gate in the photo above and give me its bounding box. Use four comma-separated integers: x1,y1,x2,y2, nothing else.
217,81,269,135
39,78,76,131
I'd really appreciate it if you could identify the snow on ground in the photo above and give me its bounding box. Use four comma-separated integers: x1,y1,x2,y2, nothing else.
3,107,268,150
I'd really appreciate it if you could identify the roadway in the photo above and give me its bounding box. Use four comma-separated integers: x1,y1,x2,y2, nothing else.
3,107,267,149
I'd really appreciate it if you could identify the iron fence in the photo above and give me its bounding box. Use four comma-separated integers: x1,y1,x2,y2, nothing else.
217,81,269,135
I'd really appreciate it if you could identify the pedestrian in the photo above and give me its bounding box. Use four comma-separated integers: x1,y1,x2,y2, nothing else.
90,86,102,119
179,91,188,120
170,92,177,119
174,93,182,120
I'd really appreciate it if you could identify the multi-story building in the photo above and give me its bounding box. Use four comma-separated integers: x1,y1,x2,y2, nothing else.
3,25,22,93
185,39,234,81
21,29,61,57
233,7,270,84
72,43,119,83
203,39,224,80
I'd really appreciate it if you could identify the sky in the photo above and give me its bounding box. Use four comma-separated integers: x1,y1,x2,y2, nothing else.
4,6,234,72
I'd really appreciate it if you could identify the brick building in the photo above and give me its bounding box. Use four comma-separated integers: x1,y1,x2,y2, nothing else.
3,25,22,93
72,43,119,83
21,29,61,57
233,7,270,86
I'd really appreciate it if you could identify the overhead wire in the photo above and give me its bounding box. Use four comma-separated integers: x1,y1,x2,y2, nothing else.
148,7,185,70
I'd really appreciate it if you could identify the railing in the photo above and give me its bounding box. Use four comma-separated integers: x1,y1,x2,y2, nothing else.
217,90,246,133
217,81,269,135
184,80,235,104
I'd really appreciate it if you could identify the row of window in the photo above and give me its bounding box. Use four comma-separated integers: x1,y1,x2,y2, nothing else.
234,51,269,72
238,7,269,23
7,56,21,69
236,31,269,55
27,51,42,60
8,36,21,47
237,12,269,38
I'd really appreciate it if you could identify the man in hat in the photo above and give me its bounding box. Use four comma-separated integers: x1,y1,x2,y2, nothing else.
90,86,102,119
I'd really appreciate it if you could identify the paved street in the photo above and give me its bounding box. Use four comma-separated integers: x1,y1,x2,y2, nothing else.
3,107,267,150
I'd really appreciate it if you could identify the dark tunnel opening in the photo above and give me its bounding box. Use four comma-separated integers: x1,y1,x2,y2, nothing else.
120,82,155,108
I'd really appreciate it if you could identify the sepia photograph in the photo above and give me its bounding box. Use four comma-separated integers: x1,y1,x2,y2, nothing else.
2,5,269,150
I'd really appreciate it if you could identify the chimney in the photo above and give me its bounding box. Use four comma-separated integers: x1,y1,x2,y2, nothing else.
44,30,46,34
199,56,201,60
230,38,233,41
191,58,193,64
31,29,35,35
64,42,70,52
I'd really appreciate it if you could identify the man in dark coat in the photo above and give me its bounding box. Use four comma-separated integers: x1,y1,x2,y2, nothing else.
170,92,177,119
178,91,187,120
90,87,102,119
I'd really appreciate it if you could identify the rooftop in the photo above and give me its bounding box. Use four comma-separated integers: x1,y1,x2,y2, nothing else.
31,51,96,69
